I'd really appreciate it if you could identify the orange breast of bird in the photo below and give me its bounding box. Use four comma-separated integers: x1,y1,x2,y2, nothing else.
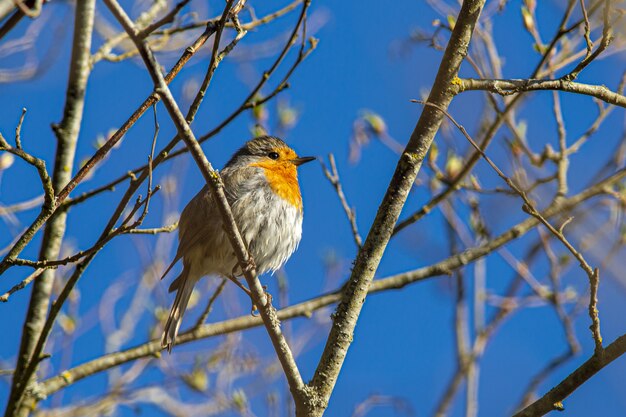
251,161,302,211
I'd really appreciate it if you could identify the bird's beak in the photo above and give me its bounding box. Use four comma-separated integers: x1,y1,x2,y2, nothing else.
291,156,316,166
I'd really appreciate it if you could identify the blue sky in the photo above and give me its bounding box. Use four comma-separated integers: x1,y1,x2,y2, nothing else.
2,1,626,416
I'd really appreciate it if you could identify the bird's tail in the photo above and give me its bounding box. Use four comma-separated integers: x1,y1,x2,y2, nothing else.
161,267,195,353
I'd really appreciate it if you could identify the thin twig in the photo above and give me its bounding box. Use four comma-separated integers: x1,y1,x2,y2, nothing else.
125,222,179,235
0,22,220,275
102,0,307,403
194,278,228,327
14,107,26,149
579,0,594,56
552,91,568,199
0,269,46,302
7,1,97,414
563,0,613,80
4,188,162,274
415,99,605,355
588,268,602,356
319,154,362,248
0,136,54,212
36,167,626,397
309,2,488,414
392,0,598,237
138,0,192,38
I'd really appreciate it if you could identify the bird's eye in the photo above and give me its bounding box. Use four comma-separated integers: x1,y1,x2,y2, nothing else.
268,151,280,160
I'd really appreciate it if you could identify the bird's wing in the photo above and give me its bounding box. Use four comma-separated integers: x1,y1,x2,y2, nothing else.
160,168,248,282
161,185,214,280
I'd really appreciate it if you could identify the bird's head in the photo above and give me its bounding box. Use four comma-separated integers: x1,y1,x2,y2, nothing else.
226,136,314,169
226,136,314,209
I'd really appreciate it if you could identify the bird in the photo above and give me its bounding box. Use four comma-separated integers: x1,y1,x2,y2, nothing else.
160,136,314,352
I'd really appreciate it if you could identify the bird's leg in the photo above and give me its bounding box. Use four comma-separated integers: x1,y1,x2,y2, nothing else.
227,238,256,277
225,273,252,298
229,264,259,316
241,256,256,276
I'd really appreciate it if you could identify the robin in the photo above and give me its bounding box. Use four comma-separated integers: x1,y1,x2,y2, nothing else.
160,136,314,352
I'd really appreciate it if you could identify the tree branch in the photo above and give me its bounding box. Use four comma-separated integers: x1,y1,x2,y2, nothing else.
0,21,219,276
36,163,625,399
307,2,485,414
417,98,606,357
392,1,608,237
102,0,307,405
457,78,626,108
3,4,309,412
6,1,96,416
320,154,362,248
513,333,626,417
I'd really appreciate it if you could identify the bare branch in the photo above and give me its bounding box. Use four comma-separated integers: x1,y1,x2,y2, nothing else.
14,108,26,149
124,222,179,235
7,1,96,415
4,5,312,411
588,268,603,356
563,0,613,80
138,0,192,38
101,0,308,404
0,22,220,276
416,99,605,356
393,0,600,236
0,134,54,212
194,278,227,328
579,0,594,56
513,333,626,417
0,269,45,303
319,154,362,248
309,2,487,414
36,166,626,399
457,78,626,108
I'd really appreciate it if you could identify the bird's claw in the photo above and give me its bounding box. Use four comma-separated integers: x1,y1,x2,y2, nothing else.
231,258,256,278
242,257,256,275
262,285,273,306
248,287,272,317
